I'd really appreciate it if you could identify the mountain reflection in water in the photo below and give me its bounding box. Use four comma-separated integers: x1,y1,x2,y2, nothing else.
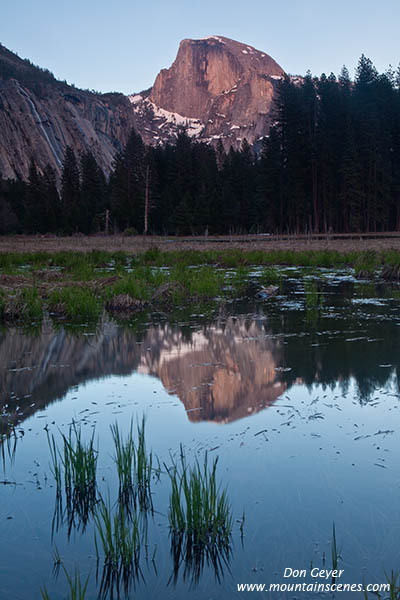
0,318,286,428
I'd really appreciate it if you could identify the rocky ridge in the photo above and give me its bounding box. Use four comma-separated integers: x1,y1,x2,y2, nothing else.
0,36,285,179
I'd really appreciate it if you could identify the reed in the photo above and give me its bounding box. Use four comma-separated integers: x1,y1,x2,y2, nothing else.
0,422,19,470
166,448,233,585
41,566,89,600
166,448,232,544
331,523,341,572
47,423,98,532
62,423,98,504
94,500,141,598
111,418,154,513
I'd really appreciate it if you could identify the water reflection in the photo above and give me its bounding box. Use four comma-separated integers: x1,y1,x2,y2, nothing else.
0,318,286,427
1,300,400,431
169,532,232,587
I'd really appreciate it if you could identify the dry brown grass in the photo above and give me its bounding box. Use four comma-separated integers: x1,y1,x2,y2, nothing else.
2,233,400,254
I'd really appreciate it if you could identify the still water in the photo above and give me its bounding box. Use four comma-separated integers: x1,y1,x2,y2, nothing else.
1,268,400,599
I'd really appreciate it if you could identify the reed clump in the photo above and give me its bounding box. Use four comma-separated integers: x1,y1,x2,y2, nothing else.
47,423,98,531
94,501,141,598
166,448,232,544
111,418,154,513
166,448,233,585
0,422,19,470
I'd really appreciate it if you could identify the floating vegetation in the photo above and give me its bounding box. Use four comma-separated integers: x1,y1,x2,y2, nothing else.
47,423,98,533
94,500,142,598
111,418,155,514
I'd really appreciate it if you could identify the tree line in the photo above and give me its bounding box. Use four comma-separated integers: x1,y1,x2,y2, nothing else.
1,55,400,235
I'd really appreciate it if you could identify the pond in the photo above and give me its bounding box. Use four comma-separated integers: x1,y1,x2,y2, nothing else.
1,267,400,599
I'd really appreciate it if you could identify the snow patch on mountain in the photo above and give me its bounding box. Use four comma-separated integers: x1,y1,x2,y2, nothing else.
128,95,205,140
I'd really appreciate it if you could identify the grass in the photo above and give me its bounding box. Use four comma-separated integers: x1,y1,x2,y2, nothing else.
41,566,90,600
48,287,102,319
111,418,155,513
165,447,232,544
259,266,281,287
228,266,251,295
94,501,141,569
94,500,141,598
0,422,19,471
303,279,323,325
47,423,98,531
304,279,322,311
3,248,400,324
331,522,341,573
165,447,233,585
2,248,400,274
1,287,43,321
363,570,400,599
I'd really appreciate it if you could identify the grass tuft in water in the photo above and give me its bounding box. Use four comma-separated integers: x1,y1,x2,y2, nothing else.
47,422,98,532
304,279,323,325
166,447,233,585
166,447,232,543
49,287,102,319
259,267,281,287
111,417,154,513
354,251,378,279
94,500,142,598
2,287,43,322
41,566,90,600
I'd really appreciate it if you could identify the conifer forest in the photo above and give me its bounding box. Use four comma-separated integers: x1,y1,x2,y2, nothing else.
1,55,399,236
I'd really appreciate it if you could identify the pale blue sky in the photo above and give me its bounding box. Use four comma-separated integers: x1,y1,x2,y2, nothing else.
2,0,399,95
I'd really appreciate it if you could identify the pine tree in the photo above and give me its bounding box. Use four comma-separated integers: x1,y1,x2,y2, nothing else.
61,147,80,233
80,151,107,233
25,159,42,233
110,129,145,232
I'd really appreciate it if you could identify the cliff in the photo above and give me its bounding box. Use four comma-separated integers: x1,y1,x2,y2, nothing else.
132,36,285,148
0,36,285,179
0,43,137,179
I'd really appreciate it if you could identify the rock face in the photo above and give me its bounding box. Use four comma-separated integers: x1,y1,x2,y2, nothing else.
132,36,285,149
0,36,285,179
0,44,137,179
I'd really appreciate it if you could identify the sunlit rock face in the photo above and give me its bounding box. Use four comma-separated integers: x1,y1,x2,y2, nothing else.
133,36,285,149
151,37,283,119
0,318,285,428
